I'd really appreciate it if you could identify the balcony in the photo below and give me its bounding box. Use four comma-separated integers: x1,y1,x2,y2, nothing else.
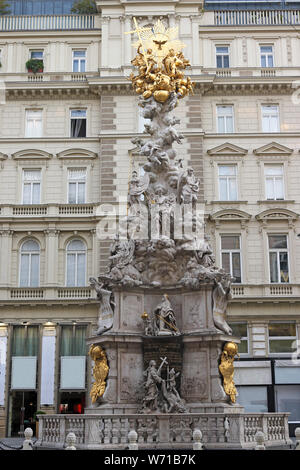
0,204,98,218
231,284,299,300
203,67,300,78
0,286,97,303
214,9,300,26
0,14,100,31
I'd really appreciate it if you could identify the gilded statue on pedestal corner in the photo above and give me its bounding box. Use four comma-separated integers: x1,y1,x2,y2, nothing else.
125,18,195,103
89,344,109,404
219,342,239,404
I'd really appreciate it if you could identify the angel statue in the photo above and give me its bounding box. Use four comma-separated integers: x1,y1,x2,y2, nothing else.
212,275,233,336
89,344,109,404
89,277,115,335
178,167,200,204
128,169,149,215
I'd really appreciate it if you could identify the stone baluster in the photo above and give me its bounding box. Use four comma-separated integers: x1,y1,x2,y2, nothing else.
104,418,112,444
128,430,138,450
193,429,204,450
65,432,76,450
22,428,34,450
255,431,266,450
295,428,300,450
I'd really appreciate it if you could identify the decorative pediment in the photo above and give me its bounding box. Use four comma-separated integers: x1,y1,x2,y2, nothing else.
12,149,53,160
210,209,252,222
256,208,299,222
57,148,98,160
207,143,248,157
254,142,293,156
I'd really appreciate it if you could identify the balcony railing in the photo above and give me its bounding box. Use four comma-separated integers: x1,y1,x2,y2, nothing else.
202,66,300,78
231,284,298,298
0,14,99,31
214,9,300,26
0,204,98,218
3,286,96,301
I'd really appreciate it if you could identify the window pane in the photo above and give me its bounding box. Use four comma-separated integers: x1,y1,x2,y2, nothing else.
261,46,273,53
26,326,39,356
216,55,223,68
221,252,230,273
226,116,234,133
275,177,284,199
31,51,43,59
71,110,86,118
32,183,40,204
74,326,86,356
12,326,27,356
275,385,300,422
221,236,240,250
77,254,86,286
20,254,30,287
73,60,79,73
223,55,229,68
237,386,268,413
269,252,278,283
228,177,237,200
23,183,31,204
238,340,248,354
217,116,225,133
73,51,86,58
77,183,85,204
269,339,295,354
269,235,287,249
230,323,248,338
261,55,266,68
61,326,73,356
269,323,296,337
232,252,241,283
66,253,76,286
266,177,275,199
219,165,236,176
22,240,40,252
68,240,85,251
268,55,274,67
219,178,228,200
279,252,289,283
30,254,40,287
68,182,77,204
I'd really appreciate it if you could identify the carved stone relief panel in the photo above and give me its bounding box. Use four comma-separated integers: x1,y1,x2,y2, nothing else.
181,348,209,402
119,351,144,404
182,292,206,332
120,293,144,333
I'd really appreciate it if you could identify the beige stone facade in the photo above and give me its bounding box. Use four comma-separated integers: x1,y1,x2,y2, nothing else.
0,0,300,436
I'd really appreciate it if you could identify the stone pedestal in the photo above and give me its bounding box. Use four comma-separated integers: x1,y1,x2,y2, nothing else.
86,286,241,415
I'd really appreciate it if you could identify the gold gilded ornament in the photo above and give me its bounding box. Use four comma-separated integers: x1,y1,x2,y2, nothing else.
89,344,109,404
125,18,194,103
219,342,239,403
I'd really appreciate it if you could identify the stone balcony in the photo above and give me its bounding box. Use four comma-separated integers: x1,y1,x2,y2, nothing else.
212,9,300,26
0,14,100,31
231,283,300,300
0,286,97,303
0,203,99,218
202,67,300,78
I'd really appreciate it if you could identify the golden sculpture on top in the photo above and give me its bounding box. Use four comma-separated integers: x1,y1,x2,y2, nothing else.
126,18,194,103
219,342,239,404
89,344,109,404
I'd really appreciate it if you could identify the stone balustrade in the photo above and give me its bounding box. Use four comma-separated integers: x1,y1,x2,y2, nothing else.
0,204,98,218
214,9,300,26
0,286,97,302
0,14,99,31
36,412,291,450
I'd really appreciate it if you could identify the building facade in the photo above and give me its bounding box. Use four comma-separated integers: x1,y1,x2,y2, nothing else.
0,0,300,437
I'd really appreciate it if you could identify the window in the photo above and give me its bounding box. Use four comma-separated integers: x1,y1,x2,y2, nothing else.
25,110,43,138
229,323,248,354
218,165,238,201
12,325,39,357
268,235,289,283
261,105,279,132
22,169,41,204
72,50,86,73
216,46,229,68
66,239,86,287
19,239,40,287
221,235,241,283
265,165,284,200
236,386,268,413
30,50,43,60
60,325,87,357
260,45,274,68
217,105,234,133
68,168,86,204
70,109,87,138
268,323,296,354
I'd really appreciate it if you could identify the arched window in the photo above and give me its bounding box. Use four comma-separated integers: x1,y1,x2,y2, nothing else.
66,239,86,287
19,239,40,287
